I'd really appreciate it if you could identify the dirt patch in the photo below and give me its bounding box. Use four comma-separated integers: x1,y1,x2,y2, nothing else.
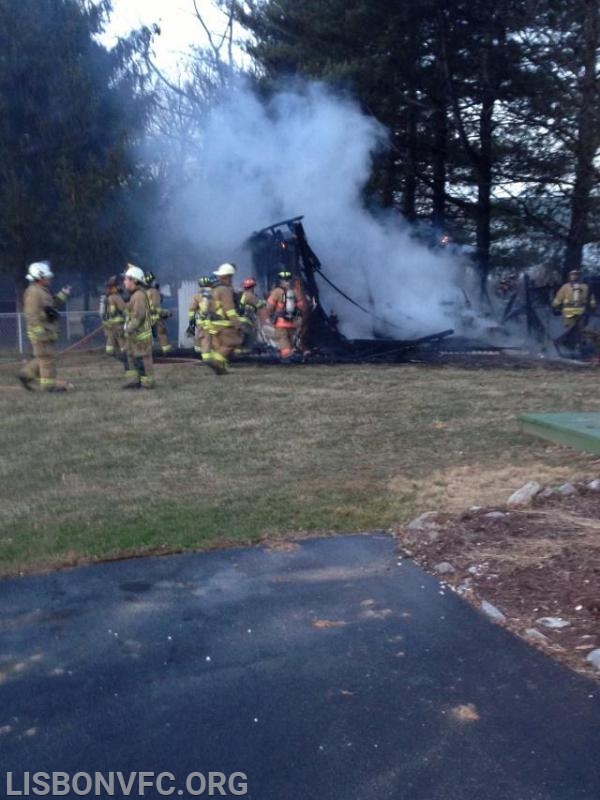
394,490,600,683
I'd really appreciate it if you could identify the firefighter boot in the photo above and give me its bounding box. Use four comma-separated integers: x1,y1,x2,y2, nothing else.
122,369,141,389
17,373,34,391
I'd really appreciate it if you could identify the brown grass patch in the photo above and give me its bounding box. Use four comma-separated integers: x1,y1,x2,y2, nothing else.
389,463,588,513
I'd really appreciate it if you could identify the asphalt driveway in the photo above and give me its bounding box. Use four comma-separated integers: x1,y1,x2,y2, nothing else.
1,534,599,799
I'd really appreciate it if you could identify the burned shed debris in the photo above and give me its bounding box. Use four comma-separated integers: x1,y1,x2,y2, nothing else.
245,217,505,363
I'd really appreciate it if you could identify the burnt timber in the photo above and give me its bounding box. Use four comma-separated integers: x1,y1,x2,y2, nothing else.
245,216,511,363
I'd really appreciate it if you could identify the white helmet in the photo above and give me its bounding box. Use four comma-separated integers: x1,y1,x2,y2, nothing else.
123,263,146,283
27,261,54,282
213,262,236,277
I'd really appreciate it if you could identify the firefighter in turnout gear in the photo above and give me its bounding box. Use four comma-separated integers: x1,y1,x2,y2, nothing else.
187,276,214,361
145,271,173,354
122,264,154,389
239,277,265,316
205,263,243,375
266,270,302,359
100,275,126,356
237,277,266,354
552,269,596,348
18,261,74,392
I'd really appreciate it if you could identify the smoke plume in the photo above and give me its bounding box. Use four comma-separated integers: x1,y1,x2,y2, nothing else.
169,81,470,339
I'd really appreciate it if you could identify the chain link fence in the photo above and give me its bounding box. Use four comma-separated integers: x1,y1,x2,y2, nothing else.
0,313,26,355
0,310,181,356
0,311,104,355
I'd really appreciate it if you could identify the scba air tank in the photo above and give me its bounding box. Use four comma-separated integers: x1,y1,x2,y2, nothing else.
284,288,296,319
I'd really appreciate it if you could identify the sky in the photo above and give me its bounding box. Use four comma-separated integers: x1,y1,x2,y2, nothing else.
101,0,244,74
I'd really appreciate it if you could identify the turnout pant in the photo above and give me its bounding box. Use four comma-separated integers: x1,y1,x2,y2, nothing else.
273,325,296,358
556,315,586,350
124,338,154,387
195,327,212,360
20,340,57,390
236,321,258,356
153,319,172,353
209,327,244,368
103,323,126,355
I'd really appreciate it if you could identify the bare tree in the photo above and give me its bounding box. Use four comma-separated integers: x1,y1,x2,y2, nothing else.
191,0,237,82
563,0,600,277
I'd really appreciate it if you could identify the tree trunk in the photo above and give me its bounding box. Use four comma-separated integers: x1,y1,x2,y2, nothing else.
402,91,418,222
476,42,495,292
380,148,397,209
432,31,448,231
431,97,447,230
563,0,600,278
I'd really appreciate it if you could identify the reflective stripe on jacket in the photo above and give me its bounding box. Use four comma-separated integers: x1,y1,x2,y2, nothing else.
146,287,163,324
552,282,596,318
105,292,126,325
23,283,67,343
189,290,213,327
125,287,152,342
211,284,241,328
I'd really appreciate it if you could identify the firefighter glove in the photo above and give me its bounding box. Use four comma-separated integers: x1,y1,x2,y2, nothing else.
44,305,60,322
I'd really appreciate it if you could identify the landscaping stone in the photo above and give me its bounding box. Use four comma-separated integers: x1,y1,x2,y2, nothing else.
536,617,571,630
407,511,442,531
480,600,506,623
507,481,541,507
524,628,549,644
558,482,577,497
586,649,600,670
405,512,443,544
433,562,456,575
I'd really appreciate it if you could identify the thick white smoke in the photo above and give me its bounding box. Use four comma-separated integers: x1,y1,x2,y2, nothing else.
170,81,470,339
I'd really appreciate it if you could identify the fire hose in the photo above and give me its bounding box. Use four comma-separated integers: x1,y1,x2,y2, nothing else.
313,266,408,333
0,325,104,369
57,325,104,356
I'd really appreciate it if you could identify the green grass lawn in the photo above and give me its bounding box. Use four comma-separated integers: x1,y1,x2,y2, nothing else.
1,354,599,575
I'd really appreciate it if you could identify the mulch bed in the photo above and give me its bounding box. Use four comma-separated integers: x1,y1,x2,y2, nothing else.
394,491,600,683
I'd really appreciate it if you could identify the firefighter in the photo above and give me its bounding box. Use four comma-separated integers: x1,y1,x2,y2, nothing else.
552,269,596,348
237,277,266,354
100,275,126,357
205,262,243,375
186,276,214,361
265,270,302,359
496,272,517,299
122,264,154,389
145,271,173,354
239,277,266,316
18,261,74,392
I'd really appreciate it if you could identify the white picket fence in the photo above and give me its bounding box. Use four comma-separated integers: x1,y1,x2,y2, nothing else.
178,281,197,347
